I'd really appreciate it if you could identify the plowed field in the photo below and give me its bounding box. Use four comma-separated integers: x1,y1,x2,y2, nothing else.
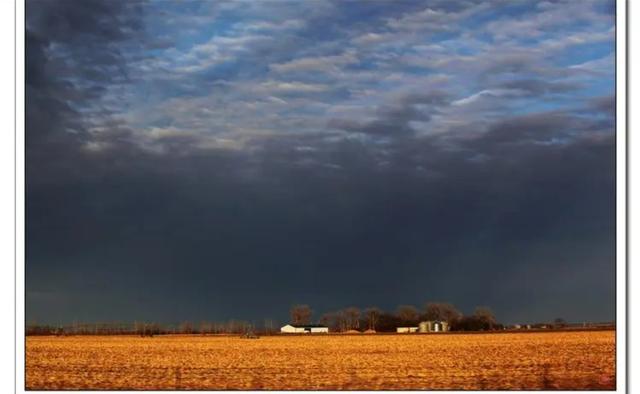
26,330,615,390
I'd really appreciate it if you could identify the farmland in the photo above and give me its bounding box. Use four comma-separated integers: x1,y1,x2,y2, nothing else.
26,330,615,390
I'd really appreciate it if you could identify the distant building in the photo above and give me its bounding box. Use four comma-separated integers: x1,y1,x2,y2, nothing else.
531,323,549,329
280,324,329,333
396,327,419,333
419,321,449,333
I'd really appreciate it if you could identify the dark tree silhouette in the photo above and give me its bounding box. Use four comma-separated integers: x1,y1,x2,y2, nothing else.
375,312,402,332
553,318,567,328
396,305,420,325
335,310,348,332
179,321,194,334
364,307,382,330
290,304,313,325
319,312,335,329
263,319,276,334
424,302,463,323
343,307,361,330
474,307,497,330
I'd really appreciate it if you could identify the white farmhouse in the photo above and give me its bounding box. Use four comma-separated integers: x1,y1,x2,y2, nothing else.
280,324,329,333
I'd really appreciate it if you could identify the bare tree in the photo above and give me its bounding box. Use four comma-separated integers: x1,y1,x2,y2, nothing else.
396,305,420,325
424,302,462,323
336,310,348,332
199,321,213,335
146,322,160,336
241,321,253,334
553,318,567,328
290,304,313,325
133,321,140,336
319,312,335,328
226,320,239,333
474,307,497,330
264,319,275,334
364,307,382,330
179,321,194,334
343,307,361,330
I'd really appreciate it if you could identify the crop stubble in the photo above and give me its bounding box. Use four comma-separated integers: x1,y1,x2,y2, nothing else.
26,330,615,390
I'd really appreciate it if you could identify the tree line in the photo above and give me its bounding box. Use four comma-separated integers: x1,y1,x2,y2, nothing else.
25,302,503,336
290,303,501,332
26,319,276,336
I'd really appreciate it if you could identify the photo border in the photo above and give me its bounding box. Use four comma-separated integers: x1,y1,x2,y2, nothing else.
13,0,628,393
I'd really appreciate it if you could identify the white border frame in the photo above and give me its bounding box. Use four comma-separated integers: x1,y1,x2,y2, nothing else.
615,0,627,392
1,0,16,393
13,0,627,393
16,0,24,391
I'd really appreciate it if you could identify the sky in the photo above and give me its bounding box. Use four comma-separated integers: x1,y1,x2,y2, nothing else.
26,0,616,326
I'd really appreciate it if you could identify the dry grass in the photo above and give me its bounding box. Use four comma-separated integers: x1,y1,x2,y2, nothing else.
26,330,615,390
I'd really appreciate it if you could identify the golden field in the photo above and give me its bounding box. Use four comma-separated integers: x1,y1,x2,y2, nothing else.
26,330,615,390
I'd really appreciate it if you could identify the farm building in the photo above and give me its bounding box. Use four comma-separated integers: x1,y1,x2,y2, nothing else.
419,321,449,332
396,327,419,333
280,324,329,333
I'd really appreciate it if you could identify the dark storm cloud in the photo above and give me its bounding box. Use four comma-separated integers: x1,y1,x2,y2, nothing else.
328,90,451,136
26,0,143,89
496,79,582,96
483,52,542,76
588,94,616,116
26,0,143,149
27,105,615,324
477,111,577,145
26,0,615,326
27,0,143,42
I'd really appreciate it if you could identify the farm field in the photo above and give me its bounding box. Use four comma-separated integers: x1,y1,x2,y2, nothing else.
26,330,615,390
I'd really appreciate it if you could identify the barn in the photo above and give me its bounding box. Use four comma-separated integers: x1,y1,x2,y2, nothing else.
280,324,329,333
